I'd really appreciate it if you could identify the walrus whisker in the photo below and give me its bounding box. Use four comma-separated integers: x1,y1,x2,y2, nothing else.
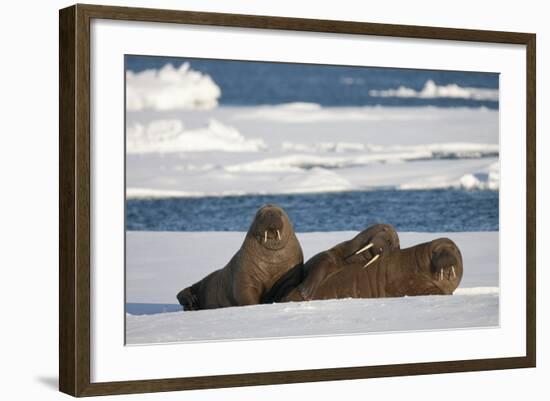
277,230,281,240
363,254,379,268
451,266,456,278
264,231,267,243
355,243,374,255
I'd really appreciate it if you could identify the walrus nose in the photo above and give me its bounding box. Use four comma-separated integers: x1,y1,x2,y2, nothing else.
177,288,198,310
264,211,283,229
431,245,461,285
268,221,283,231
176,289,186,305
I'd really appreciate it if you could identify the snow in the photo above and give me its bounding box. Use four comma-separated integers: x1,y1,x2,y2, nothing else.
231,103,441,123
454,287,499,295
281,141,498,156
456,162,499,191
126,106,499,198
282,141,367,153
127,119,267,153
125,231,499,344
126,294,498,344
126,63,221,111
126,188,208,199
369,80,499,101
224,144,498,172
127,156,498,198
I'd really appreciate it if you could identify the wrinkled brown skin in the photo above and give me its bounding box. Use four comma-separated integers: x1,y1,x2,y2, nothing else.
176,204,303,310
280,237,463,302
262,224,400,303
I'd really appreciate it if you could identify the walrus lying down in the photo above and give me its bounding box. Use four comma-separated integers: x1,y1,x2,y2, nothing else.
262,224,400,303
177,204,303,310
266,234,463,302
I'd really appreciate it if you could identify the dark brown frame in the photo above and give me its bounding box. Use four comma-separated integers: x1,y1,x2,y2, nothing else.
59,3,536,397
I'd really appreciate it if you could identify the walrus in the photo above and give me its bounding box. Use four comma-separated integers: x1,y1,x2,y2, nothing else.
176,204,303,310
272,237,463,302
262,224,400,303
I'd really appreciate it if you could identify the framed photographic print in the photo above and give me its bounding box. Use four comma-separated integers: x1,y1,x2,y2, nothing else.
59,4,536,397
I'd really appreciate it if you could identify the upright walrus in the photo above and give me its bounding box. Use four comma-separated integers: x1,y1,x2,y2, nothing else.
262,224,400,303
177,204,303,310
274,237,463,302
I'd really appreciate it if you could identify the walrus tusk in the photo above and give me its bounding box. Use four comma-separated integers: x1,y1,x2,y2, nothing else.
355,243,374,255
363,253,380,268
277,230,281,240
440,270,443,281
264,231,267,243
451,266,456,278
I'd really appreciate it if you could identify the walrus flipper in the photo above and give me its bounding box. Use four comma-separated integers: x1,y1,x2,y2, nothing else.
260,263,304,304
177,286,199,311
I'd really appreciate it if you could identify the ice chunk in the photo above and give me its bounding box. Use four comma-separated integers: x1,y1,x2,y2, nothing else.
127,119,267,153
126,63,221,111
369,80,499,101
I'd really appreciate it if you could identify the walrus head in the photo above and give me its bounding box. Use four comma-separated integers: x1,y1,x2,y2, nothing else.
389,238,463,296
425,238,464,294
342,224,400,268
248,204,294,251
176,286,199,311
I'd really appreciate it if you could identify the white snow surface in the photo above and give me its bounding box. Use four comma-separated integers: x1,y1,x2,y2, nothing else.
126,106,499,197
126,231,499,344
127,119,267,153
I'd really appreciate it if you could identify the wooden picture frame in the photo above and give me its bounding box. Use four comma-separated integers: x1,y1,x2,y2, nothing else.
59,3,536,397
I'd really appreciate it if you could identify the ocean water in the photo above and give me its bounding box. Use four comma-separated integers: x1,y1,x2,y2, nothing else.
126,55,499,109
126,189,498,233
126,303,181,315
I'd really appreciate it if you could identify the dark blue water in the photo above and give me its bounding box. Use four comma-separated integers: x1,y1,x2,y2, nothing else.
126,189,498,233
125,55,499,109
126,303,181,315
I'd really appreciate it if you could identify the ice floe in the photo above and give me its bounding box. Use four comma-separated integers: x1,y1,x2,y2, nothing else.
369,80,499,101
126,63,221,111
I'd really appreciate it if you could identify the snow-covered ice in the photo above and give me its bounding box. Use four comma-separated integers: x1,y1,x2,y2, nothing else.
126,63,221,111
126,294,498,344
126,105,499,198
125,231,498,344
127,119,267,153
369,80,499,101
